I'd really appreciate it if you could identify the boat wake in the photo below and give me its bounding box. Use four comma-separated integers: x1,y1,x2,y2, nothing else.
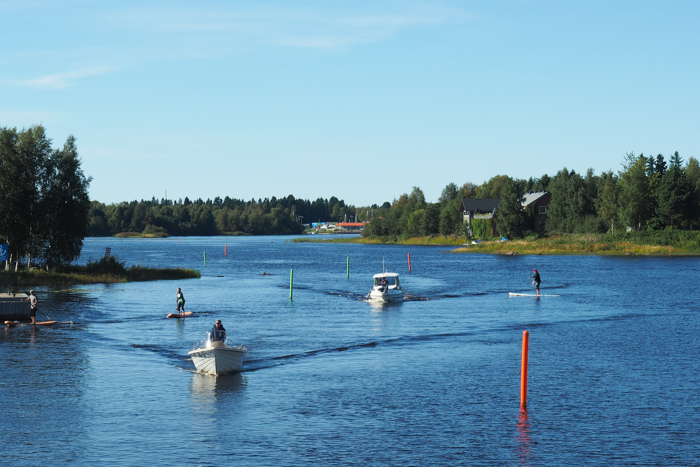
242,330,490,372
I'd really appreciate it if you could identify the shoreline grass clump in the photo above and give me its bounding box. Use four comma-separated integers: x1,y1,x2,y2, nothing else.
11,256,200,286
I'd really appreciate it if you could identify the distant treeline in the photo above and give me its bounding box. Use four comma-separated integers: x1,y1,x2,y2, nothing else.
87,195,362,237
362,151,700,240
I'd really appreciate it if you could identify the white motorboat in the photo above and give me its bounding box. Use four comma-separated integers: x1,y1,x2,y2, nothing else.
188,332,246,375
368,272,404,302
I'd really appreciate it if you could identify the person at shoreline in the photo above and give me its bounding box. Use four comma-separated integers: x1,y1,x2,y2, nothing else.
176,287,186,314
529,269,541,296
22,290,38,324
211,319,226,342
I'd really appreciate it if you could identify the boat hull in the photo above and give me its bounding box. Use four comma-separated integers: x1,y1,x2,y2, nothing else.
188,347,245,375
368,289,404,302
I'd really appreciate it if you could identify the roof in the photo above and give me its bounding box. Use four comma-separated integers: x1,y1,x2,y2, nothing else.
521,191,549,206
373,272,400,279
460,198,501,214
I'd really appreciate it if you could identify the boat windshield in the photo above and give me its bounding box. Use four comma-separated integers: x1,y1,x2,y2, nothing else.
375,276,399,287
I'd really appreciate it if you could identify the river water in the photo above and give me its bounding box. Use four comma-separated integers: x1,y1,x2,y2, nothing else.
1,236,698,466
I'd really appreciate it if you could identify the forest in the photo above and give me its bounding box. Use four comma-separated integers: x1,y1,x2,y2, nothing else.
86,195,356,237
361,151,700,240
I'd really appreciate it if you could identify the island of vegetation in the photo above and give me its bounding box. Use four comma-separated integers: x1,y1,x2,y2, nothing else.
12,257,200,287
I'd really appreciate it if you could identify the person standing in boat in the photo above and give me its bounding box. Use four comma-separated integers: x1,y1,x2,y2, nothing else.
529,269,541,296
22,290,38,324
176,287,186,313
211,319,226,342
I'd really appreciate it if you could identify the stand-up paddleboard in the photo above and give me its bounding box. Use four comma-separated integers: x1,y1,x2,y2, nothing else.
167,311,194,319
33,321,59,326
4,321,20,327
509,292,560,297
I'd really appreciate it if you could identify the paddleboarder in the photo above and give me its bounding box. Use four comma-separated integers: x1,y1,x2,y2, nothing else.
529,269,541,296
211,319,226,342
22,290,38,324
176,287,186,314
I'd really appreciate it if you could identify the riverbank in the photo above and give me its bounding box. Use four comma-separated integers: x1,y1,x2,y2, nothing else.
292,232,700,255
452,238,690,255
290,235,465,246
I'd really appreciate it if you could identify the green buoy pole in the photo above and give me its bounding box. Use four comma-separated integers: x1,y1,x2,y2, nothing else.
289,269,294,301
203,250,206,267
347,256,350,278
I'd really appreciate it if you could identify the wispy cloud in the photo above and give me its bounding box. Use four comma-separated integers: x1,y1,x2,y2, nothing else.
105,3,470,51
13,67,116,89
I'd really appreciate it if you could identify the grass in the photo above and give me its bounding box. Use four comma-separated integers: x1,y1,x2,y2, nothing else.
291,232,700,255
452,234,698,255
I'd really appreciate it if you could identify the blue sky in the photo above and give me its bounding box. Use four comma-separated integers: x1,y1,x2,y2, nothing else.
2,1,698,206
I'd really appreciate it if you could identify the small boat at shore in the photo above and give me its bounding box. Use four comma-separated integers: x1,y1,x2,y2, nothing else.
368,272,404,302
188,332,246,375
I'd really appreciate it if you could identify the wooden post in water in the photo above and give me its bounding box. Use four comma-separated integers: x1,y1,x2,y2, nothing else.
408,253,412,272
289,269,294,301
521,330,529,407
347,256,349,278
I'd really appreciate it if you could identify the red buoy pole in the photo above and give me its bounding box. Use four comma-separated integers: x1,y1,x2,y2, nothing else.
521,330,529,407
408,253,412,272
225,243,227,257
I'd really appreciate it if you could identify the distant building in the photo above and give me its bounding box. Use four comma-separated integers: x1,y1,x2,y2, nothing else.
521,191,550,232
336,222,366,232
459,192,551,237
460,198,501,237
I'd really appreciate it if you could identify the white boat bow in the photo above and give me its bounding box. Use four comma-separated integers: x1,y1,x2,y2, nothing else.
188,332,246,375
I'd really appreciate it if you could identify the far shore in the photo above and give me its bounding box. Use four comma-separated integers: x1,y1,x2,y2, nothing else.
291,234,700,256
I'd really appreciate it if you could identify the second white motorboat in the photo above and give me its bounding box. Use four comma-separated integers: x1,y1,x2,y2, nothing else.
188,332,246,375
368,272,404,302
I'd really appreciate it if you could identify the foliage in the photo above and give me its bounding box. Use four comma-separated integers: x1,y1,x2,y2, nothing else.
439,199,461,236
76,256,127,275
494,177,526,239
0,125,91,267
546,168,591,233
617,153,652,230
471,219,492,239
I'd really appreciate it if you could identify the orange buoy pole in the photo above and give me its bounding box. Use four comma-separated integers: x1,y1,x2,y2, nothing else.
521,330,529,407
408,253,412,272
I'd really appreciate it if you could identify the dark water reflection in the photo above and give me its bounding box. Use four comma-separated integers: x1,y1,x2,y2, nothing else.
1,236,698,465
